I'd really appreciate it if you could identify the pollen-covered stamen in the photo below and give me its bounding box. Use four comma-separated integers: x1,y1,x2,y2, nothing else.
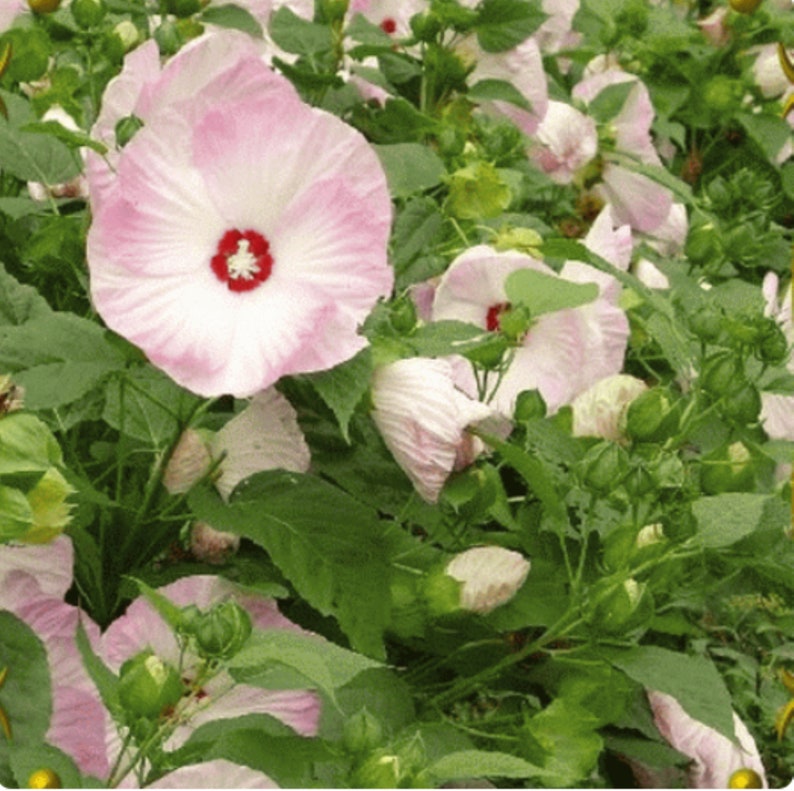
211,229,274,293
380,17,397,34
486,302,511,332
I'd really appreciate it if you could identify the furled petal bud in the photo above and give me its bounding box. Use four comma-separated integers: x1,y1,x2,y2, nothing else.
571,374,648,442
371,358,494,504
163,429,212,495
189,522,240,565
444,546,530,615
190,601,253,660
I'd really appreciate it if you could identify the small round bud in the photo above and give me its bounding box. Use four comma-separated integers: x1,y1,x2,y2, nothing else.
389,295,418,334
410,11,442,42
728,768,764,788
352,753,402,788
71,0,106,27
580,442,629,492
514,389,547,421
756,320,789,365
636,523,665,549
721,383,761,425
625,388,677,442
689,308,724,343
28,769,62,789
700,441,755,494
343,707,384,754
113,20,141,52
115,115,144,148
700,351,743,397
192,601,252,659
118,651,183,720
154,19,182,56
589,577,653,634
27,0,61,13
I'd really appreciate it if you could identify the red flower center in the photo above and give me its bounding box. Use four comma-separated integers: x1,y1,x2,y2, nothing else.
380,17,397,34
211,229,273,293
486,302,511,332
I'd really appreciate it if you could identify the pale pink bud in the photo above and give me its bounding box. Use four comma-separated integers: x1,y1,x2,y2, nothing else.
163,429,212,495
446,546,530,614
189,522,241,565
571,374,648,442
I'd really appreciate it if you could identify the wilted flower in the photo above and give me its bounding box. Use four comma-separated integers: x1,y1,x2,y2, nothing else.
162,429,212,495
87,31,393,398
370,357,495,504
445,546,530,614
431,245,629,416
640,691,767,788
570,374,648,442
189,522,241,565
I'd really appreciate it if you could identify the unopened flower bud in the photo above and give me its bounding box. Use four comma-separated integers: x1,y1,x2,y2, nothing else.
113,20,140,52
514,389,546,421
636,523,665,549
700,441,755,494
163,429,212,494
624,387,678,442
700,351,743,396
580,442,629,492
191,601,252,659
71,0,105,27
343,707,384,754
410,11,442,42
440,546,530,615
189,521,240,565
27,769,62,789
352,753,402,788
27,0,61,13
572,374,648,442
118,651,183,720
589,577,653,634
721,383,761,425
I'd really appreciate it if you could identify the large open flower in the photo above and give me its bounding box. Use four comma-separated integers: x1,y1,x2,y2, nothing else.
431,245,629,416
87,33,393,397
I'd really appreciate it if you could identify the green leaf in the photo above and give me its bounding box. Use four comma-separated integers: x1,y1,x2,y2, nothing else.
505,268,599,317
0,263,51,326
200,3,263,37
736,112,791,162
428,750,544,782
0,122,80,184
474,0,547,52
468,79,532,111
269,6,332,55
407,320,505,358
523,698,603,786
229,630,381,703
10,743,99,790
22,120,108,156
15,362,122,411
126,578,184,632
102,365,201,447
75,617,122,720
0,612,52,783
587,81,635,123
306,348,373,443
781,161,794,201
601,646,735,741
692,493,785,549
188,473,392,659
373,143,446,198
0,413,63,477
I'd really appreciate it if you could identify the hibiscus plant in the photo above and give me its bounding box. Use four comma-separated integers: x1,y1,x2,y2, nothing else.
0,0,792,787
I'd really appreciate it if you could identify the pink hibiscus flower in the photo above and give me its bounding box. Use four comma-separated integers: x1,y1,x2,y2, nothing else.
0,0,25,32
100,576,321,783
431,244,629,417
87,32,393,398
0,537,109,780
760,272,794,442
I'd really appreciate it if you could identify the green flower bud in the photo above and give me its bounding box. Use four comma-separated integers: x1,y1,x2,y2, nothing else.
622,464,655,498
755,320,789,365
514,389,547,421
154,19,182,56
174,17,205,42
579,442,629,492
409,11,442,42
71,0,105,27
589,577,653,635
21,467,75,544
700,351,743,396
636,523,665,548
113,20,141,52
720,383,761,425
703,76,741,113
317,0,349,24
343,708,384,754
389,295,417,334
492,227,543,256
352,753,402,789
689,307,724,343
700,441,755,494
192,601,252,659
624,387,678,442
118,651,183,720
685,223,719,265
